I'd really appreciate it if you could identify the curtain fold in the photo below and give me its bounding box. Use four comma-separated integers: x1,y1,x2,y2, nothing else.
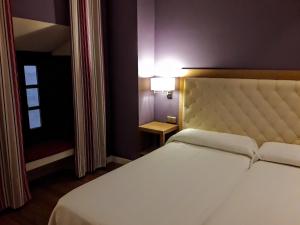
70,0,107,177
0,0,31,210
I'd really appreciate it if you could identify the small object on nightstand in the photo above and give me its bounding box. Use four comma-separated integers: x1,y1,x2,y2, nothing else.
167,116,177,124
139,121,179,146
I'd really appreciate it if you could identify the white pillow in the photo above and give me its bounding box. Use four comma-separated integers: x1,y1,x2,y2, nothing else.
167,128,258,158
259,142,300,167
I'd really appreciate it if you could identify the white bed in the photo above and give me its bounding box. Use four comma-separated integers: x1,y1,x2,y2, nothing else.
203,161,300,225
49,131,253,225
203,142,300,225
49,75,300,225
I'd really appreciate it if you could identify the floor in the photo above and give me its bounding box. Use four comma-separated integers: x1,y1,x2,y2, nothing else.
0,162,121,225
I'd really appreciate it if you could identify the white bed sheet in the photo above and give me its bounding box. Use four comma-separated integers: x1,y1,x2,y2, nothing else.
49,142,250,225
203,161,300,225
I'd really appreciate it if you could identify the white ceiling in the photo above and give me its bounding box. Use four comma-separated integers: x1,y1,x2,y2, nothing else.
13,17,71,55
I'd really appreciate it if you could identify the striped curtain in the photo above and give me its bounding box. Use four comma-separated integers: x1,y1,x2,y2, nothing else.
0,0,31,209
70,0,107,177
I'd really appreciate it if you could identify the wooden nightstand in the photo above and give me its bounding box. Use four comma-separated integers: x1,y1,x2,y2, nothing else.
139,121,179,146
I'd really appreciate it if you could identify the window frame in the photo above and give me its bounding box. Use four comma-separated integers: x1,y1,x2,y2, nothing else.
23,65,42,130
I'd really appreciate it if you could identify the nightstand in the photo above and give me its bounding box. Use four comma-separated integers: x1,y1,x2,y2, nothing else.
139,121,179,146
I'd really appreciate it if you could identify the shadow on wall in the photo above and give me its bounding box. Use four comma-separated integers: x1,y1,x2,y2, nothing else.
54,0,70,25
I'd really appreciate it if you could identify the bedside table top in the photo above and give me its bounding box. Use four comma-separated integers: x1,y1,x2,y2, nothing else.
139,121,178,134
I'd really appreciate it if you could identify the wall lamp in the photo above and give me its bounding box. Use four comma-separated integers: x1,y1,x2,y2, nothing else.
150,77,175,99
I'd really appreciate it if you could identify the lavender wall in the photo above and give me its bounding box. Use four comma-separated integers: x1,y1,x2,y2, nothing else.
155,0,300,69
11,0,69,25
139,78,154,125
154,83,179,122
138,0,155,125
153,0,300,122
107,0,140,159
138,0,155,64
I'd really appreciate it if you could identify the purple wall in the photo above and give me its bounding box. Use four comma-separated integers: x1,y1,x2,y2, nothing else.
153,0,300,122
107,0,140,159
138,0,155,125
11,0,69,25
139,78,154,125
138,0,155,64
155,0,300,69
154,79,179,122
154,91,179,122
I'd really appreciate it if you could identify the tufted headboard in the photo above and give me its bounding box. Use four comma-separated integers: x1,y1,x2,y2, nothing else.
179,70,300,146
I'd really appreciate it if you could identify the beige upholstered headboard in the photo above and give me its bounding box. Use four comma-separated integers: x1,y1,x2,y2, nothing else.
179,69,300,146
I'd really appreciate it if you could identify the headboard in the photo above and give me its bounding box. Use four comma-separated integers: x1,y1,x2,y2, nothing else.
179,69,300,146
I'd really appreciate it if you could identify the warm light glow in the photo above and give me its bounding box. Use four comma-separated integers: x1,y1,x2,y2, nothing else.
155,58,184,77
151,77,175,92
138,58,154,77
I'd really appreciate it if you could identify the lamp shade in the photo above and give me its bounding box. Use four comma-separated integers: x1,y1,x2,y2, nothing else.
151,77,175,92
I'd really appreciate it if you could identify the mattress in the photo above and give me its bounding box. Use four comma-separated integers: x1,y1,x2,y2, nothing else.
49,142,250,225
203,161,300,225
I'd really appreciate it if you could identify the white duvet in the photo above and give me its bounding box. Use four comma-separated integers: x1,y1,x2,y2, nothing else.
49,141,250,225
203,161,300,225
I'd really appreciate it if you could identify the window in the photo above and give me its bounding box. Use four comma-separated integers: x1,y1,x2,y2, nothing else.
24,65,42,129
26,88,39,107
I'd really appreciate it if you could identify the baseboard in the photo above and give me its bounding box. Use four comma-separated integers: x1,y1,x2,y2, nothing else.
26,149,74,171
26,151,131,172
107,155,131,165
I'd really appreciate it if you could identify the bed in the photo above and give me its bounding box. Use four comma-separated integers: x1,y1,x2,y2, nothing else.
203,142,300,225
49,69,300,225
49,129,255,225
